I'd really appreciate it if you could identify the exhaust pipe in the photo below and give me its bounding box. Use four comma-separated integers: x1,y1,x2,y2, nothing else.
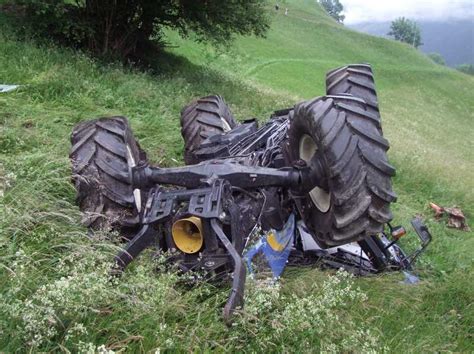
171,216,204,254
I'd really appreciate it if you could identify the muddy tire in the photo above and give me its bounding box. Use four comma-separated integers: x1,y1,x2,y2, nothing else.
326,64,382,133
70,116,148,238
181,95,237,165
287,95,397,247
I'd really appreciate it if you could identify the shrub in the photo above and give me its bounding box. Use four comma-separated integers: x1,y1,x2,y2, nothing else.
428,52,445,66
456,64,474,76
13,1,91,46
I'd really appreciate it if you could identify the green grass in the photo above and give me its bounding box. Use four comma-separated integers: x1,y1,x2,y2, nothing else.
1,0,473,351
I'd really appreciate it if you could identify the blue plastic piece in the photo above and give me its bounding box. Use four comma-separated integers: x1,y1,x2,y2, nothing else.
244,213,295,278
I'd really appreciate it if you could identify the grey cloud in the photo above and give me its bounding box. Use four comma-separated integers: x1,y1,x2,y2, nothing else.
341,0,474,24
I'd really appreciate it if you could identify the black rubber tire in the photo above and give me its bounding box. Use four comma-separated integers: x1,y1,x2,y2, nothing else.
326,64,382,133
287,95,397,247
70,116,148,237
180,95,237,165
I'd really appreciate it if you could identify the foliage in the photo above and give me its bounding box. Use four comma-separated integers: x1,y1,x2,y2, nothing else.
319,0,345,23
388,17,422,48
10,0,270,61
456,64,474,76
1,231,381,351
9,0,91,46
428,52,445,66
234,270,383,352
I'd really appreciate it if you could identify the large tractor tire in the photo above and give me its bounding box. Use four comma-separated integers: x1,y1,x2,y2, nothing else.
326,64,382,133
70,116,148,238
181,95,237,165
287,95,397,247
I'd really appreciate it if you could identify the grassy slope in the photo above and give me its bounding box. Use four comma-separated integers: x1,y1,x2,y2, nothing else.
1,0,473,351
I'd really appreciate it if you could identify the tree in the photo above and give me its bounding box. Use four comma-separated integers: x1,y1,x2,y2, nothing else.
388,17,422,48
319,0,345,23
15,0,270,62
428,53,445,66
456,64,474,76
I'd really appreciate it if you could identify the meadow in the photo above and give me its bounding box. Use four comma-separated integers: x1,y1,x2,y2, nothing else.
1,0,473,351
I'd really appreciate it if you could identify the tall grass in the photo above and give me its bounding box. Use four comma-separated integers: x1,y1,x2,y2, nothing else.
1,0,473,351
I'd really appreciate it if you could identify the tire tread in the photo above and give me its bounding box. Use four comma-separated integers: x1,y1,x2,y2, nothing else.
70,116,147,235
288,94,397,246
180,95,237,164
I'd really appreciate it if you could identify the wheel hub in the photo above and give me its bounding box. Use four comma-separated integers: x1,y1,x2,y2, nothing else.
299,134,331,212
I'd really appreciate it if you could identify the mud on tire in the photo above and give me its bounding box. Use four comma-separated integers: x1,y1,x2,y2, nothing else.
287,95,397,247
180,95,237,165
70,116,147,238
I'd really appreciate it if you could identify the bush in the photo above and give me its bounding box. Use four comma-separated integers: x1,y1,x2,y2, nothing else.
456,64,474,76
428,52,445,66
13,1,91,46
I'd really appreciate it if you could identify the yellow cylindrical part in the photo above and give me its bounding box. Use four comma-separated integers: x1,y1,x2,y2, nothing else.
171,216,204,254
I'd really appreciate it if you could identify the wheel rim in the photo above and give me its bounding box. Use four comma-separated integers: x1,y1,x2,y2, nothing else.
299,134,331,212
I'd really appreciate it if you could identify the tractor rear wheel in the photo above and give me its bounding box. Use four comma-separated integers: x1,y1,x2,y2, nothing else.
70,116,148,239
181,95,237,165
326,64,382,133
287,95,397,247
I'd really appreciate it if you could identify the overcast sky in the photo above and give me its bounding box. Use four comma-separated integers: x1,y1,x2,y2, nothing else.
341,0,474,24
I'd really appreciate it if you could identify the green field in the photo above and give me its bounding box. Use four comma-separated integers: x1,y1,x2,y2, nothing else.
1,1,473,351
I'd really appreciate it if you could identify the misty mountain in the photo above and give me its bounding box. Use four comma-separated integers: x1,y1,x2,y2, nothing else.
349,20,474,67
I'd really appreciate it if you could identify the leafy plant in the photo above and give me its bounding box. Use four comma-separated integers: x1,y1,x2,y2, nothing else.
456,64,474,76
428,52,445,66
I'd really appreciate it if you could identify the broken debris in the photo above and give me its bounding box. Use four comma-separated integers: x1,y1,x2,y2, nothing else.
0,85,19,93
429,202,470,231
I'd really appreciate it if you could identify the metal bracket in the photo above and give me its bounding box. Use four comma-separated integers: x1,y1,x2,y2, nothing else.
114,224,158,271
405,217,432,266
114,179,230,272
211,219,246,324
142,179,228,224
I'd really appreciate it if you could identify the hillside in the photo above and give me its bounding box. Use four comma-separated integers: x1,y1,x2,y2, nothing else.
1,0,473,351
350,20,474,67
166,1,474,218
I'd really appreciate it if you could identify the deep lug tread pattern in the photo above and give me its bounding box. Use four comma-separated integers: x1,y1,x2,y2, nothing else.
180,95,237,165
326,63,373,80
336,102,381,128
287,95,397,247
326,64,382,134
70,116,148,238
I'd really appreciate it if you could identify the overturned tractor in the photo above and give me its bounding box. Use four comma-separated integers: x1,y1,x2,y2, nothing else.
70,64,431,322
